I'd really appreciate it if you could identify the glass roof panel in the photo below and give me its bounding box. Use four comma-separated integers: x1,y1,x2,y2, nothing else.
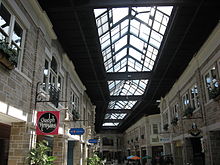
112,8,128,24
105,113,127,119
108,101,137,109
102,122,119,126
94,6,173,127
94,6,173,73
108,80,148,96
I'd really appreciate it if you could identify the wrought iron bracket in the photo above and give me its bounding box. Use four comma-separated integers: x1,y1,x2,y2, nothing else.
181,116,203,120
35,82,67,109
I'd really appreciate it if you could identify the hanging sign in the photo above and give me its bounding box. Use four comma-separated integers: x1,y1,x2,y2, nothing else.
69,128,85,135
88,139,98,144
188,123,201,136
36,111,60,135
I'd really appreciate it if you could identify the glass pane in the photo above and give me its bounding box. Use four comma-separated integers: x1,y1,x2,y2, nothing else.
112,8,128,24
12,21,23,47
0,4,10,39
51,57,58,74
108,80,148,96
94,9,107,17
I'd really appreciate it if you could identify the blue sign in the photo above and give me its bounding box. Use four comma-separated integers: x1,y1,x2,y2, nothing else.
69,128,85,135
88,139,98,144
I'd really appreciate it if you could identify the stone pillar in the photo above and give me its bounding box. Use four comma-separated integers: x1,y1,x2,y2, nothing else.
53,135,68,165
8,122,31,165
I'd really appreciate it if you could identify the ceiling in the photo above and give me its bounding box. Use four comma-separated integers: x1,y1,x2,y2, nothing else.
37,0,220,133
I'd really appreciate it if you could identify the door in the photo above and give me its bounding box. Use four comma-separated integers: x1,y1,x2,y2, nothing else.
67,141,74,165
191,138,205,165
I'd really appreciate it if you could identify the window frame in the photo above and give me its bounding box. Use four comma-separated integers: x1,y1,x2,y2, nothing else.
70,90,79,112
203,65,218,101
189,84,200,110
0,2,26,70
172,102,178,119
182,92,190,110
152,123,159,134
42,55,64,104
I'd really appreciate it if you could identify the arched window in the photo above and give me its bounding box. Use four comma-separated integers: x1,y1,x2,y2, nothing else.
51,57,57,74
42,55,64,107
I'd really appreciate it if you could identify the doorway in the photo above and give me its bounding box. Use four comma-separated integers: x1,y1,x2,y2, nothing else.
67,141,74,165
190,137,205,165
141,147,147,165
0,123,11,165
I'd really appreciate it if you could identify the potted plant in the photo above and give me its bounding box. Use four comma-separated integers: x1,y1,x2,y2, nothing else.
87,153,103,165
26,140,56,165
183,107,195,118
0,39,18,69
209,80,220,101
163,123,169,131
72,108,80,120
171,117,178,126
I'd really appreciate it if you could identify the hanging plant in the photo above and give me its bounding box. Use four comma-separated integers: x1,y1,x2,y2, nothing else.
0,39,18,69
171,117,178,126
208,80,220,101
183,107,195,118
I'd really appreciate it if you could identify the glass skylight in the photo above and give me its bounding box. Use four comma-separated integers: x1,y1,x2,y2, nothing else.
94,6,173,128
108,80,148,96
105,113,127,119
94,6,173,73
108,101,137,109
102,122,120,127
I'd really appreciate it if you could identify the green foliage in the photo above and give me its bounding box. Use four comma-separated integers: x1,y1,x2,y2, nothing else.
87,154,103,165
183,107,195,118
72,109,80,120
0,39,18,66
27,140,56,165
209,85,220,99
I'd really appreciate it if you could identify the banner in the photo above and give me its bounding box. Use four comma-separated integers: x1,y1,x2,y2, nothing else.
36,111,60,135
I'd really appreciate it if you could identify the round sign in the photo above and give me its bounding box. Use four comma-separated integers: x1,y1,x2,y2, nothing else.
38,112,58,133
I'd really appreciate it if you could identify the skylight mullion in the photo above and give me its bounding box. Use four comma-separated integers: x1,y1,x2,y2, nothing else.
126,7,132,72
106,9,116,73
99,14,129,38
140,7,157,71
102,32,128,53
127,55,143,67
129,44,145,57
130,33,158,51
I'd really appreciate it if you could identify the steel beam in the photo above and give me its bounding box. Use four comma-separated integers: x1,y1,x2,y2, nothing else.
104,119,124,122
105,109,132,114
110,95,142,101
106,71,151,80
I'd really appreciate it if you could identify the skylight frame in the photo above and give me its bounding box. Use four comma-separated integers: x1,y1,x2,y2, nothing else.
94,6,173,128
94,6,173,73
108,79,148,96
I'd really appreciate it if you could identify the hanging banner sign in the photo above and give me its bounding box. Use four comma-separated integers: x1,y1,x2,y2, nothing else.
88,139,98,144
69,128,85,135
36,111,60,135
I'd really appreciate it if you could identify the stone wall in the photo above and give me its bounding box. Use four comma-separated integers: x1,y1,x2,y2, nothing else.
7,122,31,165
53,135,68,165
210,131,220,165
